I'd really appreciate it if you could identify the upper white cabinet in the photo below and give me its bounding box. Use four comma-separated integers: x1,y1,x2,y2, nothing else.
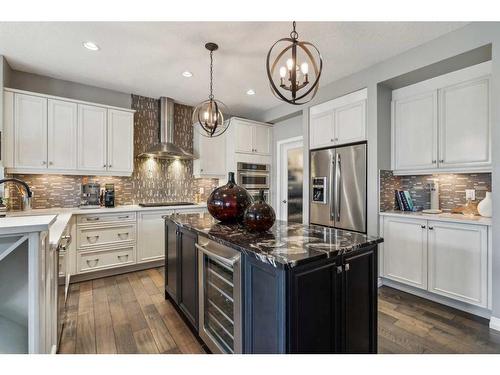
3,88,135,176
193,128,226,178
48,99,78,171
309,88,367,150
234,119,271,156
14,93,48,169
391,62,491,175
107,109,134,174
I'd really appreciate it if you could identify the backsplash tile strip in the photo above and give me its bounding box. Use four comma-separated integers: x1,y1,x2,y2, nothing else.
5,94,218,210
379,170,491,212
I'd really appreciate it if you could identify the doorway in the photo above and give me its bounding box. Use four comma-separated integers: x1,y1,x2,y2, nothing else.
277,136,304,223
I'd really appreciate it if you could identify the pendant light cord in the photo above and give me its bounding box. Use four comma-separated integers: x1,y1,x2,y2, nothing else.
209,50,214,100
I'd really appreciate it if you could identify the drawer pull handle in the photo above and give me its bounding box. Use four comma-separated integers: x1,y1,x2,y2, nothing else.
117,254,129,261
86,217,100,221
86,258,99,267
118,232,129,239
86,235,100,243
118,215,130,219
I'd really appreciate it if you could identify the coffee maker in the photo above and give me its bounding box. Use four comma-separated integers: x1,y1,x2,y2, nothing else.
80,182,101,208
104,184,115,208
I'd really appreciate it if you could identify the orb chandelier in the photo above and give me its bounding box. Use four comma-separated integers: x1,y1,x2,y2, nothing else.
193,42,229,137
266,21,323,105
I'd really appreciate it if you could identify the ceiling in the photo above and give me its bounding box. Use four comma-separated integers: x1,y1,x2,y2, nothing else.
0,22,467,118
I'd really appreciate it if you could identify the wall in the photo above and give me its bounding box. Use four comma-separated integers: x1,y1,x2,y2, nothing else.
379,170,492,212
271,115,303,213
5,66,131,109
6,94,218,209
257,23,500,323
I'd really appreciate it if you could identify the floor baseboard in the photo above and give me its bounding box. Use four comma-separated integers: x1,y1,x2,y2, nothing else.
489,316,500,332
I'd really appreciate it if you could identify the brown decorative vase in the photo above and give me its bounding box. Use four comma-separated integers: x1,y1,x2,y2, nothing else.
207,172,252,223
243,190,276,232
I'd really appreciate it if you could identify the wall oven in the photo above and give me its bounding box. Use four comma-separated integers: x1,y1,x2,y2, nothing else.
196,238,242,354
247,189,269,203
237,162,270,190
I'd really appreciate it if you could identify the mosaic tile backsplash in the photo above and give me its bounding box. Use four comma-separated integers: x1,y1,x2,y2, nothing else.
6,95,219,210
379,170,492,213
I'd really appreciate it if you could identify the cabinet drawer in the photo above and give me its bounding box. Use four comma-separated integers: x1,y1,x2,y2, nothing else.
77,246,136,273
77,212,136,225
77,223,136,249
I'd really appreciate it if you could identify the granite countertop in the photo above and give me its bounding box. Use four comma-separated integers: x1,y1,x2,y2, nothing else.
379,210,492,226
167,213,383,268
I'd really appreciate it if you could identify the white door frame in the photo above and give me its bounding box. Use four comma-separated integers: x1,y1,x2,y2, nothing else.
276,136,303,221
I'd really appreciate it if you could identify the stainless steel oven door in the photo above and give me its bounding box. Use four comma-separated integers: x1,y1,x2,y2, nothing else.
237,171,270,189
197,239,242,354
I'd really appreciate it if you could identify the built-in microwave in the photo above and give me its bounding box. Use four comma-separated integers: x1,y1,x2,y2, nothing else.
237,162,270,190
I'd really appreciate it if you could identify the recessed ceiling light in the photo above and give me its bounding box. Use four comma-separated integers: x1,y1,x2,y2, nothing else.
182,71,193,78
82,41,100,51
246,89,256,96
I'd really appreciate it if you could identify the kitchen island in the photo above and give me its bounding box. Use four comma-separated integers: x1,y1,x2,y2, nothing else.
164,212,383,354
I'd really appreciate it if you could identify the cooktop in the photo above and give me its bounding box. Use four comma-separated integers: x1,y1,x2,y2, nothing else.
138,202,196,207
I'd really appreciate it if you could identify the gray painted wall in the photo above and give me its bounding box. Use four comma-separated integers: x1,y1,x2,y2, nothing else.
5,67,131,109
258,22,500,324
271,115,303,212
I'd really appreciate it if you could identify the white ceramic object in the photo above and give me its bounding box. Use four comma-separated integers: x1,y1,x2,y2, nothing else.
477,192,492,217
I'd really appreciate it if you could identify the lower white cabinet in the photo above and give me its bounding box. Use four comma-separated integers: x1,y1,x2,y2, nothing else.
427,221,488,307
382,217,428,290
137,210,172,263
381,215,489,309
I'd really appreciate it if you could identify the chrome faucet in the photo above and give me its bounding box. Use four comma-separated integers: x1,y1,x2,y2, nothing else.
0,178,33,211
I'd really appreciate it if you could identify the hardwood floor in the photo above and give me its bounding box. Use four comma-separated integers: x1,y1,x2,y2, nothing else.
60,268,500,354
59,267,205,354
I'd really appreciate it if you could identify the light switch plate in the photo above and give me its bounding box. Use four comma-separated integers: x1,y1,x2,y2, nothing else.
199,187,205,194
465,189,476,200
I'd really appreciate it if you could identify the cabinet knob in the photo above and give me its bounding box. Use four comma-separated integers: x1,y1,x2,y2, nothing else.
337,266,343,274
432,160,437,164
49,161,53,165
41,161,47,165
421,225,426,229
335,138,339,141
282,200,287,204
439,160,444,163
429,226,434,230
108,164,112,168
344,263,350,271
330,139,334,142
200,168,204,172
103,164,107,168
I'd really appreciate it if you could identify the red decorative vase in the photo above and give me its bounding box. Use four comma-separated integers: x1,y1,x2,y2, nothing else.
207,172,252,223
243,190,276,232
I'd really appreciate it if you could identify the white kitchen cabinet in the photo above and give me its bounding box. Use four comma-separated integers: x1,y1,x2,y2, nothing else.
234,119,271,156
137,210,171,263
382,216,428,289
14,93,48,169
47,99,78,171
193,128,227,178
309,88,367,150
391,62,491,175
309,110,334,149
427,221,487,307
335,100,366,145
438,77,490,169
77,104,107,173
392,91,438,171
107,109,134,174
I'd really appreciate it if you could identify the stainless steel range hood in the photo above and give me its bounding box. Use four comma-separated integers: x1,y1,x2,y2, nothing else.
138,97,195,160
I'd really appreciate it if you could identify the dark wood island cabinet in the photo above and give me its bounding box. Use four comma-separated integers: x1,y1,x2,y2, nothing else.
164,213,382,354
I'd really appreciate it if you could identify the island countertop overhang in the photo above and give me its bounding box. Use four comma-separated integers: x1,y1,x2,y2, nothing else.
165,212,383,269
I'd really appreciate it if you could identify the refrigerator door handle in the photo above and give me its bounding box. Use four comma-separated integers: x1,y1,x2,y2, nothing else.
330,153,336,220
335,153,342,222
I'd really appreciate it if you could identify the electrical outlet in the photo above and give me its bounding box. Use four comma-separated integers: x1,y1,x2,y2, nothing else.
465,189,476,201
199,187,205,195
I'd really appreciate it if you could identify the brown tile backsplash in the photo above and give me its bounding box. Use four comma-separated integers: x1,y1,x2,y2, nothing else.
379,170,492,212
5,94,219,210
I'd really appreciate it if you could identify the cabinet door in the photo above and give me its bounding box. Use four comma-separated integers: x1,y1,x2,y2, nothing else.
165,220,178,301
14,93,48,169
393,91,438,171
137,211,171,263
47,99,77,171
253,125,271,155
335,100,366,145
289,260,340,353
383,217,428,289
343,247,377,354
178,228,198,328
235,122,254,154
107,109,134,174
309,110,334,149
439,77,490,169
427,221,487,307
193,129,226,177
77,104,107,172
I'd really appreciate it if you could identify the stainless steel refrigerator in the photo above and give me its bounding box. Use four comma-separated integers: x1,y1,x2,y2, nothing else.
310,143,367,233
